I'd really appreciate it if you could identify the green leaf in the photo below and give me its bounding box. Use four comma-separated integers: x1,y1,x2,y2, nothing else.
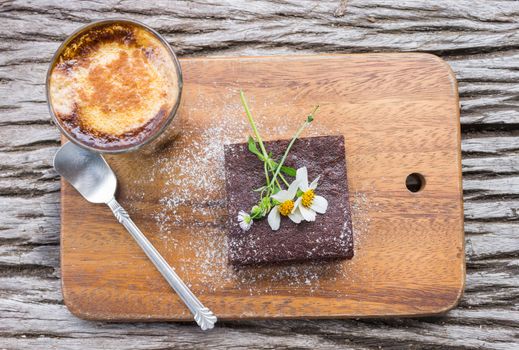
266,159,295,177
307,105,319,122
280,165,296,177
247,136,262,157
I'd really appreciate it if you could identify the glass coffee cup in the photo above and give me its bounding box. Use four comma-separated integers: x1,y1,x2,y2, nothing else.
46,18,182,153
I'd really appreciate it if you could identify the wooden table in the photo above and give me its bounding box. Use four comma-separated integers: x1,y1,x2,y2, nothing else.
0,1,517,349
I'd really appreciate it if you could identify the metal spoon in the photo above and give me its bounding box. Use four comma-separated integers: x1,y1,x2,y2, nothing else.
54,141,217,330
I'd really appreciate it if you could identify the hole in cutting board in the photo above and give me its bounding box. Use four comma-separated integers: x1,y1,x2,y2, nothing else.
406,173,425,193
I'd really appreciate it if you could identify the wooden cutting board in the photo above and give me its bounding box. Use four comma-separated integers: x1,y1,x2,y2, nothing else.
60,53,464,321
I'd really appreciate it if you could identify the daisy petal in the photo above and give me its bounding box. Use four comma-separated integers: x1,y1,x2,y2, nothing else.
272,179,301,202
299,204,316,221
293,197,302,212
271,189,290,202
239,220,252,231
286,179,301,199
268,206,281,231
289,207,303,224
237,210,248,222
296,167,309,191
311,195,328,214
309,176,320,190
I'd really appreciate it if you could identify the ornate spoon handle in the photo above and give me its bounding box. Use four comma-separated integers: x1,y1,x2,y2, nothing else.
107,198,217,330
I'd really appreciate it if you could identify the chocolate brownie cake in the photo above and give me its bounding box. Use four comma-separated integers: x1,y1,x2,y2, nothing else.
224,135,354,266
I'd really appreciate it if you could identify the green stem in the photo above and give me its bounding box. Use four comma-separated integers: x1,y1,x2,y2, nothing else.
270,106,319,186
264,161,270,187
270,105,319,185
270,122,307,186
279,173,290,187
240,91,269,160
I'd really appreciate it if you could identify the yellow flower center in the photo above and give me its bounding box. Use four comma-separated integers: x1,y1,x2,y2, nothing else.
302,189,315,207
279,200,294,216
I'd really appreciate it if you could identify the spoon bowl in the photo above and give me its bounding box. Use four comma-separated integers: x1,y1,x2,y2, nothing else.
54,142,116,203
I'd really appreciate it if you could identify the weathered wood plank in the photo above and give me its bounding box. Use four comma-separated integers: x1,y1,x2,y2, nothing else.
1,279,518,350
1,0,518,348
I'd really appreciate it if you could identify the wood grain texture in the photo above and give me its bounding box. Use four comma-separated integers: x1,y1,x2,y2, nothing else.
0,0,518,349
60,53,464,320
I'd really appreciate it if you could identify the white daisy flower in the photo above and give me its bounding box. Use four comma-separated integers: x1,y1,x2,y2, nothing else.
294,166,328,221
267,179,303,231
237,211,253,231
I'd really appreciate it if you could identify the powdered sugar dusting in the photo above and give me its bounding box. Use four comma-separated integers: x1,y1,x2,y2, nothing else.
137,89,369,296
